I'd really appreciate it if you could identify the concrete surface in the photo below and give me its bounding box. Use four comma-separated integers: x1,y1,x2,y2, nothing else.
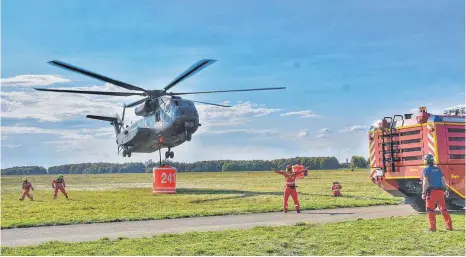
1,204,418,247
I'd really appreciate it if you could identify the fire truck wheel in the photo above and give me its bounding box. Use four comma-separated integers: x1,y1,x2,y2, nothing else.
407,197,426,212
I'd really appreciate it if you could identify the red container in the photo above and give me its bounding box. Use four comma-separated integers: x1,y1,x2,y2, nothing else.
153,165,177,194
292,164,305,179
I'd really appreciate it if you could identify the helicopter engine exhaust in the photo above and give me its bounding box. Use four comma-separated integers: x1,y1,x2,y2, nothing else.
134,100,154,117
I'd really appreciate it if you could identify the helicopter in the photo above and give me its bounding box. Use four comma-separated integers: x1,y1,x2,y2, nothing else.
34,59,286,161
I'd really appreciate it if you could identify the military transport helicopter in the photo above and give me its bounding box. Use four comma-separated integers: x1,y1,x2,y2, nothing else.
34,59,285,161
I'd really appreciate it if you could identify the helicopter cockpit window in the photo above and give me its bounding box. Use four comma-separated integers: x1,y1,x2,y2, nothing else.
174,100,179,106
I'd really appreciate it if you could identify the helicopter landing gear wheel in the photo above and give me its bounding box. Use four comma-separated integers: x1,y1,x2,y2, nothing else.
186,132,192,141
165,149,174,159
123,150,132,157
122,146,131,158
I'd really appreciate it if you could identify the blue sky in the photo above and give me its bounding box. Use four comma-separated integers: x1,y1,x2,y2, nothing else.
1,0,464,168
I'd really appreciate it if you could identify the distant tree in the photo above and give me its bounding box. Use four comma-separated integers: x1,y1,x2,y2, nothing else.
350,156,368,169
1,166,47,175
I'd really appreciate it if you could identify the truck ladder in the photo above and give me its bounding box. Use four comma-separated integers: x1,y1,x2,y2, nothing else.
381,117,392,173
389,115,405,172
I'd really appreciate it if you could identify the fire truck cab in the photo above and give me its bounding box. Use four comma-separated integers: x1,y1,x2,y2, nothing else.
368,107,465,211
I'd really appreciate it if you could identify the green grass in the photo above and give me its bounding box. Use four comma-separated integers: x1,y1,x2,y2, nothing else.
1,170,400,228
2,213,464,256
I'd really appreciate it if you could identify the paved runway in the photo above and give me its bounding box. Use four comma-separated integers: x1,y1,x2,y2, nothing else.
1,204,418,247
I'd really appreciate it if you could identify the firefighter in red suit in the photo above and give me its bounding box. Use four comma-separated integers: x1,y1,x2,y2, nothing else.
52,174,69,200
274,165,302,213
332,180,342,197
421,154,452,231
20,178,34,201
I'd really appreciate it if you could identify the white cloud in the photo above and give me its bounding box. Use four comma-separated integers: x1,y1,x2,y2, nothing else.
1,126,114,140
1,75,70,87
2,144,21,148
1,85,281,129
202,128,278,135
339,125,369,133
1,83,141,122
371,120,381,126
280,110,320,118
316,127,332,138
298,129,308,138
196,101,282,128
318,128,332,133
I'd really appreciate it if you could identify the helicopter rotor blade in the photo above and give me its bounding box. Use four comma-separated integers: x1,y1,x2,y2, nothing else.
187,99,231,108
126,97,149,108
48,60,147,92
162,59,216,93
33,88,146,96
169,86,286,95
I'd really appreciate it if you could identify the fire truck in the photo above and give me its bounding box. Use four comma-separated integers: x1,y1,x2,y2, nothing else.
368,107,465,211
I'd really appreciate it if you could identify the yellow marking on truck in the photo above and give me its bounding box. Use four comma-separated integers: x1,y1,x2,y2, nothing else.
446,183,465,198
433,124,439,164
384,176,420,179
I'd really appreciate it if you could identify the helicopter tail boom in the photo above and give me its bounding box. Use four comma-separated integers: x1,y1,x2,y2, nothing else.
86,115,121,135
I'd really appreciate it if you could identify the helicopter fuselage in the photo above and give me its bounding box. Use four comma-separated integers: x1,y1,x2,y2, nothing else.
117,96,199,154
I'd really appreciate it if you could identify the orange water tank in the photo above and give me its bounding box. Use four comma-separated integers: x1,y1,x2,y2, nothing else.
153,165,177,194
292,164,305,179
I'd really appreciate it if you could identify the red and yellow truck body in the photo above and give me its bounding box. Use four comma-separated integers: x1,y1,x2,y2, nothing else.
368,107,465,210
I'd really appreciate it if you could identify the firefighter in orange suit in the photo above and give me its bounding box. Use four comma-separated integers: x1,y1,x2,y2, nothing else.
331,180,342,197
20,178,34,201
274,165,302,213
421,154,452,231
52,174,69,200
370,168,383,185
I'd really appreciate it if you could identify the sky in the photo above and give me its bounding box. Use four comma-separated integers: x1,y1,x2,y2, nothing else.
1,0,465,168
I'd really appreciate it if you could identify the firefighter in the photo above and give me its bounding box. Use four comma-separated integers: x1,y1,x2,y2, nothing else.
52,174,69,200
421,154,452,231
19,178,34,201
274,165,302,213
370,168,383,185
332,180,342,197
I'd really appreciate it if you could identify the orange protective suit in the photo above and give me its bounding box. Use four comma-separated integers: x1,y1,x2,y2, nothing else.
275,168,302,213
332,183,342,197
52,178,69,200
20,182,34,201
426,189,452,231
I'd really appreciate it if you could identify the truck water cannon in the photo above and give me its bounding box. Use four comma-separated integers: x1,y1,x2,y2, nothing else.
368,107,465,211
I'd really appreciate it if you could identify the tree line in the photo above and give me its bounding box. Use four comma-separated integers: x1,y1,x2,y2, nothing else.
2,156,369,176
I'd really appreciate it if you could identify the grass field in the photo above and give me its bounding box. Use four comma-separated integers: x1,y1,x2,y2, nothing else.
1,170,400,228
2,213,464,256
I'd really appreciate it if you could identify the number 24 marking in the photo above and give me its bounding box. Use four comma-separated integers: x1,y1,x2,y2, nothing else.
161,172,175,184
